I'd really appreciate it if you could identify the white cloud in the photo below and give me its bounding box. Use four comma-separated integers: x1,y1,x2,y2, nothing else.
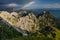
5,3,19,7
22,1,35,9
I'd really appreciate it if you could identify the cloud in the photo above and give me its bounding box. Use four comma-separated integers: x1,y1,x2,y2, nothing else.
0,0,34,5
5,3,19,7
22,1,35,9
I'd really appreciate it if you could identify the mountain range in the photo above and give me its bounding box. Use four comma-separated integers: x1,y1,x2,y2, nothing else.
0,10,60,40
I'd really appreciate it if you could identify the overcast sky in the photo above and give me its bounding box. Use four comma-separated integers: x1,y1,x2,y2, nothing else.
0,0,60,9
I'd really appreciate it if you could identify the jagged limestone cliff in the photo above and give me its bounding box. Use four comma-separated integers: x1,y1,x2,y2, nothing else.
17,13,39,32
0,11,39,33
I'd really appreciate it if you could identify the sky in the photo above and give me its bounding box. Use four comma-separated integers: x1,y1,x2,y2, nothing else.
0,0,60,9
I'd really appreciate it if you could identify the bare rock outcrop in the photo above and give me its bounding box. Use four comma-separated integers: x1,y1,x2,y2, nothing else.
0,11,39,33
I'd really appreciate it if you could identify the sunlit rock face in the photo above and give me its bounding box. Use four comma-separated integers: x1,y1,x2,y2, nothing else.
0,11,19,26
17,13,39,32
0,11,39,33
11,12,19,17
